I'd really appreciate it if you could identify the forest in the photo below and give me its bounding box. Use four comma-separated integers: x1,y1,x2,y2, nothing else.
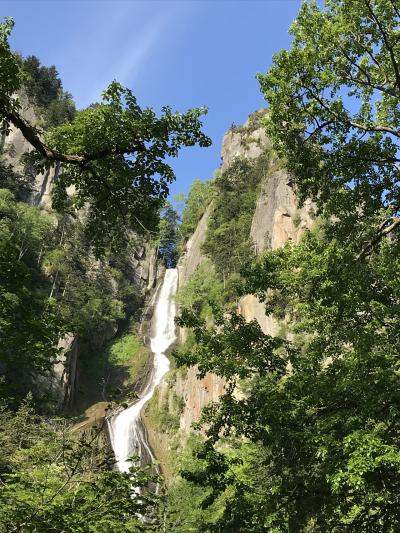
0,0,400,531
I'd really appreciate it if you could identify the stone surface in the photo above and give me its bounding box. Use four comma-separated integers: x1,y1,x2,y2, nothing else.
175,367,225,432
250,169,315,253
177,202,212,287
2,93,62,208
221,117,269,172
175,201,224,432
173,116,272,433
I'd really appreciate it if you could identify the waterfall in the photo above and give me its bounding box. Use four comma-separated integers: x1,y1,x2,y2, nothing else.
107,268,178,474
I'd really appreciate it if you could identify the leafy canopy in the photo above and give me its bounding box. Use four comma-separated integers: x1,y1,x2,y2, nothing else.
258,0,400,241
0,18,211,255
175,1,400,530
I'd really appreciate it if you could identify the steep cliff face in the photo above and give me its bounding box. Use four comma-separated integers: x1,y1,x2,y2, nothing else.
220,113,269,172
173,203,226,432
158,111,315,442
177,203,212,287
1,94,63,207
239,167,315,334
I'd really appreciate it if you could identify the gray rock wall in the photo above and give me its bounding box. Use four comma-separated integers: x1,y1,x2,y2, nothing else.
2,93,62,208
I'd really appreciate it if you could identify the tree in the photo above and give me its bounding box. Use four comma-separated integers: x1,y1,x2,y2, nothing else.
157,202,179,267
0,188,64,400
21,55,62,107
0,18,211,255
0,398,162,532
202,154,268,279
178,178,213,244
257,0,400,247
176,1,400,530
177,227,400,531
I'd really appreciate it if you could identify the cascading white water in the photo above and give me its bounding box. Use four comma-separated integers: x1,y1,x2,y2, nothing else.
107,268,178,473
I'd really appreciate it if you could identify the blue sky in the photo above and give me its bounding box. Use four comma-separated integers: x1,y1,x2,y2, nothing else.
1,0,301,200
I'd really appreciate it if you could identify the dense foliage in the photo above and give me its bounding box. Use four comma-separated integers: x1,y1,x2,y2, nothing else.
0,398,162,532
0,17,211,255
202,152,269,279
3,1,400,530
258,0,400,242
157,203,179,267
177,178,213,247
0,188,63,400
175,1,400,531
176,260,224,319
0,34,173,531
0,181,146,404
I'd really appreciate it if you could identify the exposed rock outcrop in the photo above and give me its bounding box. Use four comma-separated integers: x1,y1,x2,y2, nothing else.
2,93,63,208
53,334,79,409
221,114,269,172
175,369,225,431
241,167,315,333
250,169,314,253
177,203,212,287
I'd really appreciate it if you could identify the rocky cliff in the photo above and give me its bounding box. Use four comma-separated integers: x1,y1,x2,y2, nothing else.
239,167,315,334
177,111,316,431
1,94,63,207
146,111,315,469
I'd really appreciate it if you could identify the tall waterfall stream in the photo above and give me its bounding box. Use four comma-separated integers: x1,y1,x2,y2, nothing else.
107,268,178,475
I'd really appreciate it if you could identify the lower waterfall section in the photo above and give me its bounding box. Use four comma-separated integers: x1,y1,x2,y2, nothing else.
107,268,178,474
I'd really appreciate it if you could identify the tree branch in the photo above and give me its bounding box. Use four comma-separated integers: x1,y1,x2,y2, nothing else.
303,120,335,144
303,84,400,139
364,0,400,92
356,216,400,260
339,46,399,98
389,0,400,19
0,99,145,165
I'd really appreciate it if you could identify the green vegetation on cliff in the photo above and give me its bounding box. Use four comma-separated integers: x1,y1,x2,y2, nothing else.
202,151,269,279
177,178,213,247
0,184,146,405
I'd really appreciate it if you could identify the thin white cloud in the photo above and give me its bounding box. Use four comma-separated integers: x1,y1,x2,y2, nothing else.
87,4,179,104
115,10,172,84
